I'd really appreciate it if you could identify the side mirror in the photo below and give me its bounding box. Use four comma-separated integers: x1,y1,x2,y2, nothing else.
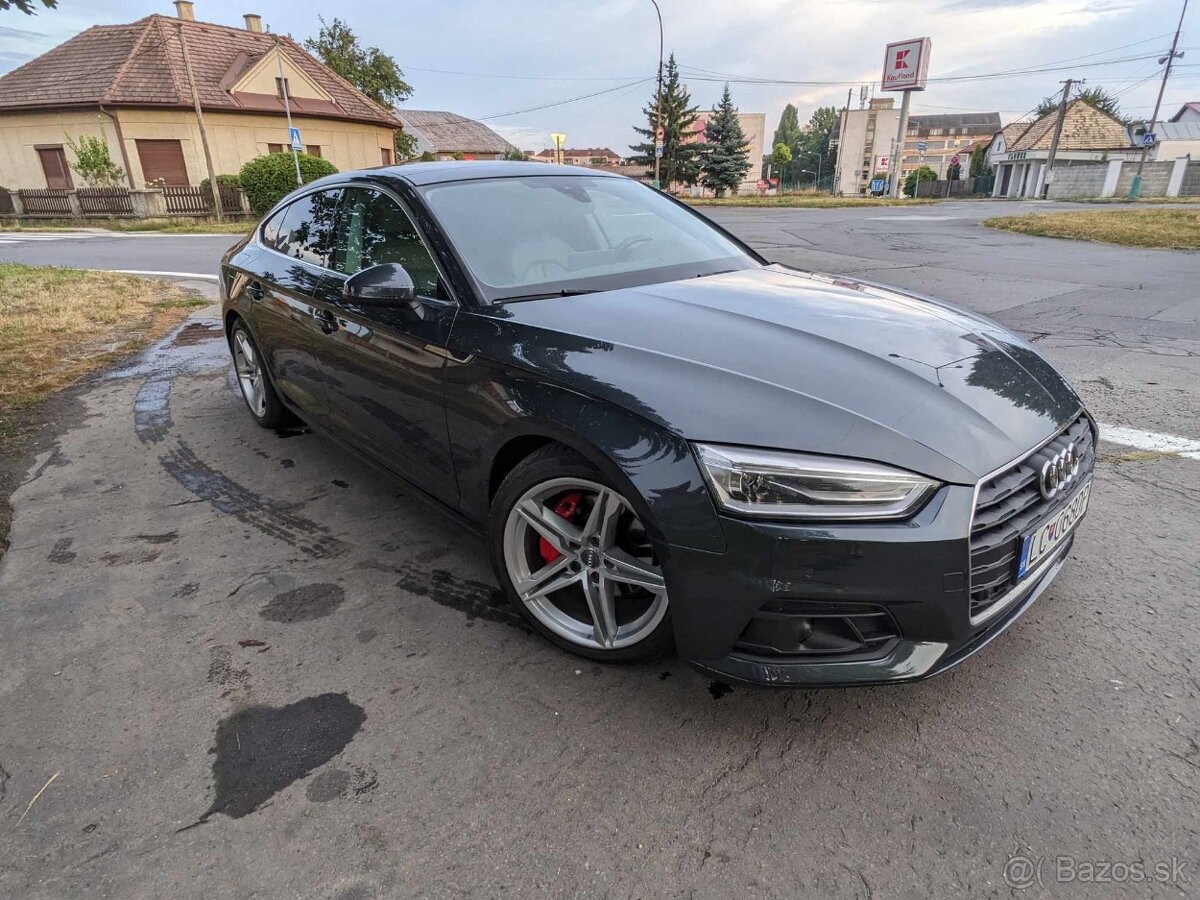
342,263,416,305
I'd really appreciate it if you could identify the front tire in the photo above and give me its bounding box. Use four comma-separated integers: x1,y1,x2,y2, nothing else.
229,320,292,429
489,445,672,662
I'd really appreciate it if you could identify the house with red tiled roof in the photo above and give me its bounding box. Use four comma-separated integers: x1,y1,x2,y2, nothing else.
0,1,403,190
530,147,625,166
986,99,1138,198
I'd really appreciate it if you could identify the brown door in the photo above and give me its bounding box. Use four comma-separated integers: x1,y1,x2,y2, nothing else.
36,146,73,189
135,139,189,185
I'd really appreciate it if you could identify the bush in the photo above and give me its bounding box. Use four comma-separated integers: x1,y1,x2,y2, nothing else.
904,165,938,198
199,173,241,195
238,153,338,214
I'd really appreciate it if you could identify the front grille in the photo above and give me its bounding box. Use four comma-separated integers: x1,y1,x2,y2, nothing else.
969,414,1095,619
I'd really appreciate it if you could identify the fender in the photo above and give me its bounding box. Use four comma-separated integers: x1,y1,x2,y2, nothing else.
444,358,727,555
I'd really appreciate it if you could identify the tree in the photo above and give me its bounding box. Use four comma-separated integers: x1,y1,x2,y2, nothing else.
63,133,125,187
629,53,702,189
969,143,990,178
946,161,962,181
700,84,751,197
504,148,531,161
771,104,803,183
239,152,338,213
770,142,792,185
1035,86,1125,123
419,151,436,162
796,105,838,187
303,17,415,167
904,165,937,197
1,0,56,13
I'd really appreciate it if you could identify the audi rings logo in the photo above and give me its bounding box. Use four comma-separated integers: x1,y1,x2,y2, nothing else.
1039,443,1080,499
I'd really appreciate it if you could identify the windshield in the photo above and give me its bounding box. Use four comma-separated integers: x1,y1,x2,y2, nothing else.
418,175,758,301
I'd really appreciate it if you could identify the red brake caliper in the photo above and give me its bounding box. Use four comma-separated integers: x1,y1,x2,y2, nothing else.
538,492,581,564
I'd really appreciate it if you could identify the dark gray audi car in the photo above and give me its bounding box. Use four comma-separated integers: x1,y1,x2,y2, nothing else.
220,161,1094,687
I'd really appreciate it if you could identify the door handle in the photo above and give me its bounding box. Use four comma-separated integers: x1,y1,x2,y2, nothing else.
312,308,339,335
245,280,264,301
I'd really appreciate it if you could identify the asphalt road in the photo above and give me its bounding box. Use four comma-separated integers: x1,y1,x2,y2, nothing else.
1,202,1198,899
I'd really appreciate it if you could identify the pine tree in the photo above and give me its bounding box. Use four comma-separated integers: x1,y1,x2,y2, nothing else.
700,84,751,197
629,53,702,189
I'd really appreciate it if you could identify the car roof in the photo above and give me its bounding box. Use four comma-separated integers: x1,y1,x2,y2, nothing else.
380,160,624,187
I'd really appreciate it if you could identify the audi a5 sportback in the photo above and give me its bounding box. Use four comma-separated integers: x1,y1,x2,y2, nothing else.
220,162,1094,686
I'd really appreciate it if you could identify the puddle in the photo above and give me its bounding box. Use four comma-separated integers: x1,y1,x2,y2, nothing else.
260,583,345,623
191,693,366,825
170,322,223,347
108,317,229,379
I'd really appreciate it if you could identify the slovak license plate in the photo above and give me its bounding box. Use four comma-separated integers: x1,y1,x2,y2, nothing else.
1017,480,1091,579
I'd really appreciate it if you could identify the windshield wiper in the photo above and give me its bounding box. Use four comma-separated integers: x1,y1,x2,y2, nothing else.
494,288,599,303
695,269,735,278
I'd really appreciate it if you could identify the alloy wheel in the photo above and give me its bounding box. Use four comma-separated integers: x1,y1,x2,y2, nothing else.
232,330,267,419
502,477,668,650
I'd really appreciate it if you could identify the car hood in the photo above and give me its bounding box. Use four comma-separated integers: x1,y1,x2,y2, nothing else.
460,266,1083,483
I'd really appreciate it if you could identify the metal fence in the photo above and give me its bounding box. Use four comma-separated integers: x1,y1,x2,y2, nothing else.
17,189,73,216
77,187,135,216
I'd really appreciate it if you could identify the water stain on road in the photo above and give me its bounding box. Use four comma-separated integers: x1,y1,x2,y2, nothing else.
133,374,174,444
191,693,366,825
135,531,179,544
169,322,223,347
393,564,529,632
260,583,345,623
708,681,733,700
47,537,75,563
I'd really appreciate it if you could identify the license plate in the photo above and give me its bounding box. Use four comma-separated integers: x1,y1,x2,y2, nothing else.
1017,480,1091,579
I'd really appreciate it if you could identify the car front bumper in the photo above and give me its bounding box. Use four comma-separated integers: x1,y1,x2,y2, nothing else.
662,483,1077,687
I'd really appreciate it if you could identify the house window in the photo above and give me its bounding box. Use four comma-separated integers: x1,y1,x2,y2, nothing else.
36,145,73,189
381,147,393,165
306,145,321,157
268,143,284,154
275,77,290,99
135,139,189,186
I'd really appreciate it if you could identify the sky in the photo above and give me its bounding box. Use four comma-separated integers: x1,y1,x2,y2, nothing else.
2,0,1196,153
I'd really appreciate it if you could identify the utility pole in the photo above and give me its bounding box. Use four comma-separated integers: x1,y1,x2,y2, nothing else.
832,87,851,195
178,23,223,221
1042,78,1077,199
888,89,913,198
649,0,664,190
1130,0,1189,198
273,32,303,187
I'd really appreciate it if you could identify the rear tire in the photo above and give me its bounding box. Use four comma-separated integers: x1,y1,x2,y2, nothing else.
489,444,673,663
229,319,293,429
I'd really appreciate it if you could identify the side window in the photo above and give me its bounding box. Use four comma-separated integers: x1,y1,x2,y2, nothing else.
268,189,343,267
330,188,441,298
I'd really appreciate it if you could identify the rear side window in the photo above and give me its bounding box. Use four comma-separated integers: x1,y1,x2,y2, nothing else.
262,189,343,267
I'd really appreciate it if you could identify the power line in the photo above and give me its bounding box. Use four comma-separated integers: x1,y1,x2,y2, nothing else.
402,77,655,125
403,65,647,82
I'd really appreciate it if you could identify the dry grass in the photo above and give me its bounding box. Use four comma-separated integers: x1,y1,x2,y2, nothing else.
0,217,252,234
686,195,935,208
0,263,205,412
983,209,1200,250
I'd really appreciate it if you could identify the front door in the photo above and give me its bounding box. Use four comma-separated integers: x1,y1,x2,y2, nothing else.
311,186,459,504
229,188,344,423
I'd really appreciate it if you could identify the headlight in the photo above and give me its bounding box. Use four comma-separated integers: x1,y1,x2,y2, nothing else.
694,444,939,521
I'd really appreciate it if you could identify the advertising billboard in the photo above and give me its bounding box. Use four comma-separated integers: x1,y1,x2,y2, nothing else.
882,37,931,91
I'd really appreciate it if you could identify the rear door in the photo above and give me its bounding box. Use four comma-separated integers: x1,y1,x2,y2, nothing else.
308,186,459,504
227,188,343,423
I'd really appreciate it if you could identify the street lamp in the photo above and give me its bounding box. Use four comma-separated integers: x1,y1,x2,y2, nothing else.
797,150,823,191
649,0,664,190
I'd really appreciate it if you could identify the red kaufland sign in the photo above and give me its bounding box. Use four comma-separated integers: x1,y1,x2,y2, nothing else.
882,37,931,91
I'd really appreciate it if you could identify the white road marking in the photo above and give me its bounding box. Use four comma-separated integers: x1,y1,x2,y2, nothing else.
1098,423,1200,460
112,269,218,280
866,215,965,221
0,231,105,241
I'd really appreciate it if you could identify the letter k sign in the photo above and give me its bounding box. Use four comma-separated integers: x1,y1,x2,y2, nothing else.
894,49,910,69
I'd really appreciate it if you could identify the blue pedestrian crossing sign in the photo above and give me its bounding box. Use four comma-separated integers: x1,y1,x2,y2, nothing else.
289,127,303,151
1141,132,1156,147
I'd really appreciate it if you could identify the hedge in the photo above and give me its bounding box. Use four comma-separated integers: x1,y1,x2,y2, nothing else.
238,153,338,214
199,173,241,195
